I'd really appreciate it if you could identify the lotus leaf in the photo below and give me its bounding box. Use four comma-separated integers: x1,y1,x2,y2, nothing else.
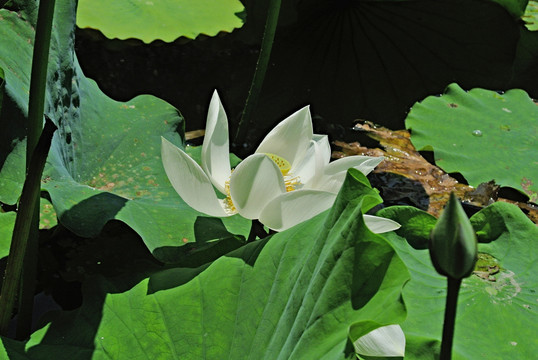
77,0,245,43
0,170,409,359
406,83,538,202
0,0,251,263
378,202,538,359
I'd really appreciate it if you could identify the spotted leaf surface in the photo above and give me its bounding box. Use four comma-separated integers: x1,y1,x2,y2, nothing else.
0,0,251,262
378,202,538,359
406,83,538,202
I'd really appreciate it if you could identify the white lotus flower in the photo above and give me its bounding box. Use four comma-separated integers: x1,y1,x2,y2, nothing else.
354,324,406,358
161,90,400,233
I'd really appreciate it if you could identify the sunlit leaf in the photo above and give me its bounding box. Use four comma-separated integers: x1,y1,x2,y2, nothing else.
0,0,251,263
0,211,16,259
39,197,57,230
380,202,538,359
0,170,409,359
77,0,245,43
522,0,538,31
406,83,538,202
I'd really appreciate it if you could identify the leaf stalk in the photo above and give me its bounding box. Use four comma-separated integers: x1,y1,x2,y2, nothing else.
440,277,462,360
233,0,281,154
0,0,56,337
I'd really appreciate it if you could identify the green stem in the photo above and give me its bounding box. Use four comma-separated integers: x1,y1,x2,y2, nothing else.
233,0,281,152
27,0,56,159
0,0,56,337
440,277,462,360
0,119,56,336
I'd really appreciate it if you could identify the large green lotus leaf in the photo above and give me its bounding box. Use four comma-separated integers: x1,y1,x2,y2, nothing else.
0,212,16,259
523,0,538,31
406,83,538,202
0,0,251,262
42,79,250,262
39,197,57,230
0,170,409,359
77,0,245,43
377,202,538,359
250,0,520,138
0,66,4,110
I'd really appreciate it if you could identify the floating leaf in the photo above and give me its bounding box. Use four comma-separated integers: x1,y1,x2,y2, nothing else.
0,0,251,262
77,0,245,43
380,202,538,358
376,206,436,249
333,124,473,217
0,65,4,110
406,83,538,202
39,198,56,230
0,212,16,259
522,0,538,31
0,170,409,359
254,0,519,135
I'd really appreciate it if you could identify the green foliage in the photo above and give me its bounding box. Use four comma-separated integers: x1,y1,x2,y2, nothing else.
0,170,409,359
523,0,538,30
406,83,538,202
0,212,15,258
429,193,477,279
379,202,538,359
0,0,535,356
0,0,251,263
252,0,521,134
375,206,436,250
0,66,4,110
39,198,56,229
77,0,245,43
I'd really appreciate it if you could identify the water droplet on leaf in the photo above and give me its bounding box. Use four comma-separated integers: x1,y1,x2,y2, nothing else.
472,130,483,137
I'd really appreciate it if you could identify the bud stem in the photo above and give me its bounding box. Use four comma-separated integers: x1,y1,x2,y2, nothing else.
440,277,462,360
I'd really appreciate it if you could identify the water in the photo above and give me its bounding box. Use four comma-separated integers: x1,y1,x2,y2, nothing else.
472,130,483,137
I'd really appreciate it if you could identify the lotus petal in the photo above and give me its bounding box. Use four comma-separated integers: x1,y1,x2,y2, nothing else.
201,90,232,194
161,137,229,217
255,106,313,168
364,215,401,234
259,190,337,231
354,324,406,357
315,156,384,193
230,154,286,219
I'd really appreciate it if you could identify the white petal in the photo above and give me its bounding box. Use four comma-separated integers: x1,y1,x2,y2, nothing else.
313,156,384,193
311,173,347,194
289,141,318,188
354,324,406,357
312,134,331,165
363,215,401,234
255,106,313,168
290,135,331,188
161,137,229,217
229,154,286,219
326,155,384,177
201,90,231,194
259,190,337,231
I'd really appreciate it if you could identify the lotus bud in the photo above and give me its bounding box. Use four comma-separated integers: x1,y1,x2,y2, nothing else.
429,192,477,279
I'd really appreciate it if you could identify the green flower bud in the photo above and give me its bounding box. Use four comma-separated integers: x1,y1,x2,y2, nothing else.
429,192,477,279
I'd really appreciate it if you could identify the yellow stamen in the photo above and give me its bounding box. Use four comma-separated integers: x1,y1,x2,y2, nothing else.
284,176,300,192
223,178,236,213
223,155,301,213
265,153,291,176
